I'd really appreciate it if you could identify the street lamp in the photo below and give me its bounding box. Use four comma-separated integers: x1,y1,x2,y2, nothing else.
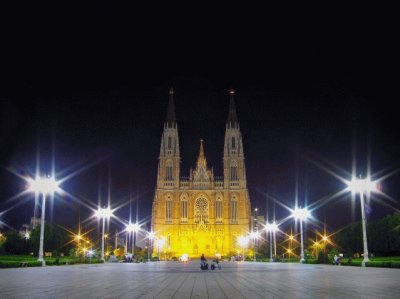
346,176,377,267
321,234,329,264
249,231,260,262
147,231,155,262
292,207,310,263
95,206,113,261
265,222,278,262
125,222,140,258
28,175,60,266
156,237,165,260
237,235,248,261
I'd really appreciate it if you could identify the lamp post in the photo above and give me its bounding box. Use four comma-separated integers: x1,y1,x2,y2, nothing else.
28,175,60,266
292,207,310,263
322,235,328,264
126,222,140,258
75,234,82,256
95,206,113,262
288,235,294,261
238,236,248,261
265,222,278,262
346,176,377,267
148,231,155,262
249,231,260,262
156,238,165,260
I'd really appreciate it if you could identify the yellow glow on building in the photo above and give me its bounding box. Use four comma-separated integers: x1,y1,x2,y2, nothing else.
151,89,251,259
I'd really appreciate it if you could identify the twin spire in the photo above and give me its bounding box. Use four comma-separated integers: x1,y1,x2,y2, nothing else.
227,88,238,127
166,87,176,127
165,87,239,127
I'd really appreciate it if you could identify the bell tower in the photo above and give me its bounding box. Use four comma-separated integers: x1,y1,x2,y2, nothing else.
223,89,247,189
157,88,181,189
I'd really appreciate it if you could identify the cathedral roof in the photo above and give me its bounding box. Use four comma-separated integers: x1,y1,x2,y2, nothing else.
192,139,213,185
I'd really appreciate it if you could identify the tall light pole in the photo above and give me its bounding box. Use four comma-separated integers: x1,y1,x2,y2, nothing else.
148,231,155,262
28,175,60,266
288,234,294,261
249,231,260,262
126,222,140,258
265,222,278,262
156,238,165,260
346,176,377,267
292,207,310,263
95,206,113,262
253,208,259,262
238,236,248,261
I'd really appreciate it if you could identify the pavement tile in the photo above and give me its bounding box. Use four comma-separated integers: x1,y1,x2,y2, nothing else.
1,261,400,298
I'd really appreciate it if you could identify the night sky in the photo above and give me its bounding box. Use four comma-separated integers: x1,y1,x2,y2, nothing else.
1,3,398,237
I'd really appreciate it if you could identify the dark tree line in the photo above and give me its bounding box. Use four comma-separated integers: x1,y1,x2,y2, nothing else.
1,223,73,256
334,212,400,256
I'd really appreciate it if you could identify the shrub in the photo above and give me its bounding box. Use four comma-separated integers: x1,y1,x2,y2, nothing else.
0,260,41,268
328,248,339,264
317,251,326,264
390,261,400,268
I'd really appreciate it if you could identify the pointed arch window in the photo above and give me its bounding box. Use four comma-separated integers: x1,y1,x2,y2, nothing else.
216,197,223,224
230,161,238,181
181,197,188,223
231,137,236,149
165,160,173,181
230,196,238,224
167,136,172,149
167,233,171,248
165,196,172,224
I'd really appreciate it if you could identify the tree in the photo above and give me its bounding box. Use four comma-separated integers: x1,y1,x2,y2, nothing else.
29,223,73,256
328,248,339,264
368,213,400,256
334,213,400,257
3,231,32,254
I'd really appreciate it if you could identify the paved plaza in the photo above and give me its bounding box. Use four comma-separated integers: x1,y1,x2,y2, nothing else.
0,261,400,298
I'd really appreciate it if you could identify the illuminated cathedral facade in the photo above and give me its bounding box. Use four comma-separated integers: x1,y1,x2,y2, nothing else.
151,89,251,258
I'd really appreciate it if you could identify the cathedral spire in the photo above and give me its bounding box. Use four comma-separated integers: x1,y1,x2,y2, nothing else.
166,87,176,127
227,89,238,128
196,139,207,168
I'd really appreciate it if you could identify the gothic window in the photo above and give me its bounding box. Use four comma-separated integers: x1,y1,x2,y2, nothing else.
231,137,236,149
165,197,172,223
216,197,222,224
230,196,238,224
194,197,209,224
181,197,188,223
166,167,173,180
167,136,172,149
230,161,238,181
165,160,173,181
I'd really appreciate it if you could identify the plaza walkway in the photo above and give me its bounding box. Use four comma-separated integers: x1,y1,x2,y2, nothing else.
0,260,399,298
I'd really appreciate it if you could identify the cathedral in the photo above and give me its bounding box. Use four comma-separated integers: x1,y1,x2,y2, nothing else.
151,88,252,259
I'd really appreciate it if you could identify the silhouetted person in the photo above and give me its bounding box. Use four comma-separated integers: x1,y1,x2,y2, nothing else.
200,254,208,269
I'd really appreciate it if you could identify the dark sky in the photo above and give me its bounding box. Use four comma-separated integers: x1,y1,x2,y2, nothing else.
0,3,398,236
